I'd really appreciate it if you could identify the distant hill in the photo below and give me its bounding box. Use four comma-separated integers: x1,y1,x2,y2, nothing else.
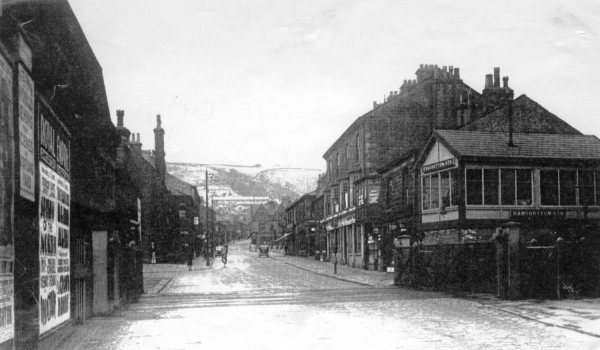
167,163,322,200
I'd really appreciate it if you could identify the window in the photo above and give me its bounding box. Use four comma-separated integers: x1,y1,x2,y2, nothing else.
560,170,577,206
422,176,431,210
333,187,340,213
466,169,483,205
483,169,499,205
540,170,559,205
422,169,457,210
430,174,439,209
467,168,532,206
580,171,595,206
355,133,360,162
342,183,349,210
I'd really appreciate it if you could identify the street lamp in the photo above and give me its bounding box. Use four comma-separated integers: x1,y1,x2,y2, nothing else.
205,168,214,266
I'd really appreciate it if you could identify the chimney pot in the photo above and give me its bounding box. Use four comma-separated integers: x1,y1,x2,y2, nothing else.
137,133,140,142
373,101,377,109
503,76,509,88
449,66,454,75
443,66,447,72
485,74,493,88
131,133,135,142
420,64,424,68
494,67,500,87
454,67,460,79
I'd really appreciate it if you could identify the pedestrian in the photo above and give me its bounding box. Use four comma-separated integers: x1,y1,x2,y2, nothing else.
186,244,194,271
284,243,289,255
151,242,156,264
221,245,228,267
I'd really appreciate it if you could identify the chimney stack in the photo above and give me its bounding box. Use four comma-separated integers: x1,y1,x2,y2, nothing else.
485,74,493,88
454,68,460,79
117,110,124,127
154,114,166,183
494,67,500,87
502,76,509,88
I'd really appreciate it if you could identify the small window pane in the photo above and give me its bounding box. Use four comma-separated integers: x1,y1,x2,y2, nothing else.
484,169,499,205
440,171,450,207
579,170,595,206
450,169,458,206
466,169,483,205
540,170,559,205
422,176,430,210
431,174,439,209
516,169,532,205
560,170,577,206
501,169,515,205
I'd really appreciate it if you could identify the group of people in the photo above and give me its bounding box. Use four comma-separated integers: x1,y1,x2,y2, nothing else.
151,241,229,270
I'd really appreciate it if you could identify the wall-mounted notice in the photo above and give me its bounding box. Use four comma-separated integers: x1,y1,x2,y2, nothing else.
39,163,70,335
18,64,35,202
0,53,15,347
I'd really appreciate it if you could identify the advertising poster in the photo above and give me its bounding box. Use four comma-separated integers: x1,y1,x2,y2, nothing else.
17,64,35,202
39,163,70,335
0,52,15,347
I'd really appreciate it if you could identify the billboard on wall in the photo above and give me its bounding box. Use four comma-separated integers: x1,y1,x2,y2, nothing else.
0,51,15,348
17,64,35,202
38,101,70,335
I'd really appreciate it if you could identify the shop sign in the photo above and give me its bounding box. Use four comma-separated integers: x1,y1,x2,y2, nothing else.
39,162,70,335
422,158,455,174
38,102,70,180
510,210,566,218
368,187,379,204
0,52,15,347
18,64,35,201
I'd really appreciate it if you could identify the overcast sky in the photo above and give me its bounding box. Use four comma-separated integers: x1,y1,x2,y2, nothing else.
68,0,600,171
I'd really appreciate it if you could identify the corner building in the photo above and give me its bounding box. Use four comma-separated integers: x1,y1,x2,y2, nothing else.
320,64,480,270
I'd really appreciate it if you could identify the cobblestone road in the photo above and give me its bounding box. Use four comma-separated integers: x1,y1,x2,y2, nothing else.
62,241,600,350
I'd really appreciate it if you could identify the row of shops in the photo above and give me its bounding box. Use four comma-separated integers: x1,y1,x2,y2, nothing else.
286,64,600,298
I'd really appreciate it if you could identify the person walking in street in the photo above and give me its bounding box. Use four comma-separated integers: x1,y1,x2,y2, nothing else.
186,244,194,271
221,245,228,267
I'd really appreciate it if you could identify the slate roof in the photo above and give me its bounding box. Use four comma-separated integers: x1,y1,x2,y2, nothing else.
166,173,195,197
436,130,600,160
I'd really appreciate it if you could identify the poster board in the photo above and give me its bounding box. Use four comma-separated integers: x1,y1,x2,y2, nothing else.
0,50,15,347
38,101,70,336
17,64,35,202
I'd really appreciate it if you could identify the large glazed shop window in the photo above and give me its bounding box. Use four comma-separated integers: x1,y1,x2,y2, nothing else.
466,168,532,206
422,169,458,210
541,170,597,206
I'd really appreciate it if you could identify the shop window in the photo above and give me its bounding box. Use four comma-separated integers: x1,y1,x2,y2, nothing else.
466,169,483,205
580,170,596,206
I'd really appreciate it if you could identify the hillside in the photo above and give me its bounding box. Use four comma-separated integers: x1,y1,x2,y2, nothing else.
167,163,322,200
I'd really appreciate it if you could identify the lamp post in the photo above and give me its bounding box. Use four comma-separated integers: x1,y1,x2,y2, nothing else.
194,216,199,258
205,168,214,266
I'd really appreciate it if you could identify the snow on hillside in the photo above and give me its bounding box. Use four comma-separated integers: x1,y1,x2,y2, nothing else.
167,163,322,198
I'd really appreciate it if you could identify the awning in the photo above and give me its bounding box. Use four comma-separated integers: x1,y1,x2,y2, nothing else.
274,233,293,243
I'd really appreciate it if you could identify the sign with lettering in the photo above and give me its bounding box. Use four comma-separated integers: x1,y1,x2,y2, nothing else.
422,158,456,174
18,64,35,201
39,163,70,335
510,210,566,218
38,101,70,180
0,52,15,346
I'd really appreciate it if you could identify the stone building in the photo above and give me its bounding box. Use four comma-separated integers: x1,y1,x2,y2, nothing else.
1,1,145,349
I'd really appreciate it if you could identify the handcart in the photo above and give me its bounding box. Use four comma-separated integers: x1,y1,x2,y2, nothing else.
258,245,270,257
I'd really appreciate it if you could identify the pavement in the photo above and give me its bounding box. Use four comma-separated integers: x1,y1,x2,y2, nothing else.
268,248,600,339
